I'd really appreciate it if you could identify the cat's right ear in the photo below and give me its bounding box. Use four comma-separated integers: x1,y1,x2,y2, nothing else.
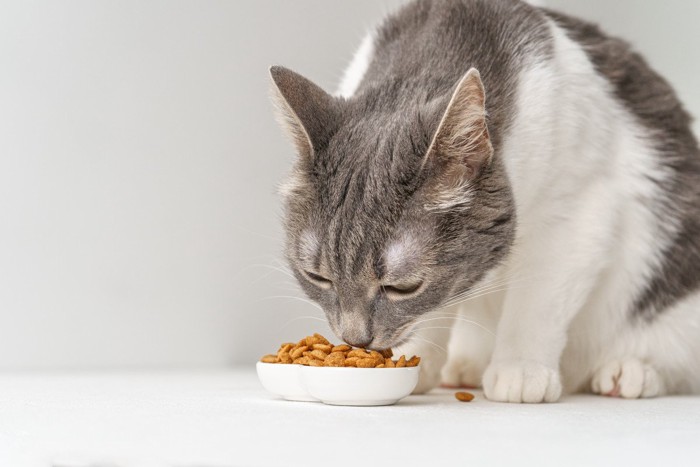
422,68,493,179
269,66,339,159
420,68,494,211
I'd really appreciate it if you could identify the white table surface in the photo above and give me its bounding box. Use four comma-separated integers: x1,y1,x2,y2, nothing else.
0,368,698,467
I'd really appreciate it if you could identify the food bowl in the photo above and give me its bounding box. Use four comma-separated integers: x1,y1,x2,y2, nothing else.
301,366,420,406
256,362,317,402
256,362,420,406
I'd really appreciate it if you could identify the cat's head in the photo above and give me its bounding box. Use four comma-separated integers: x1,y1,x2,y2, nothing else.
270,66,515,349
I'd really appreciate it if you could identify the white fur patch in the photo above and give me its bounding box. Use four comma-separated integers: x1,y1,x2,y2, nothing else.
277,173,306,198
425,182,475,213
336,32,375,98
383,234,422,276
298,230,320,265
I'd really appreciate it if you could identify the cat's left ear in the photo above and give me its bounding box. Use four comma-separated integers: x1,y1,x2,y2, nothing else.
423,68,493,180
269,66,340,159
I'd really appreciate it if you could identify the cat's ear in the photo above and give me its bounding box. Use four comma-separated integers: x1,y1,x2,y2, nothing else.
269,66,339,158
423,68,493,180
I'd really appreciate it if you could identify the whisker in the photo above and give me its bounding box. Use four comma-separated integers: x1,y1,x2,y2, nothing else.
251,264,295,279
255,295,323,312
274,280,303,290
280,315,328,329
450,274,517,295
270,257,292,268
444,273,534,304
441,286,511,308
450,269,539,296
411,326,455,332
443,282,533,308
234,262,296,285
442,273,535,305
452,270,522,291
276,286,303,293
235,226,282,243
405,333,447,354
410,316,495,337
444,282,507,303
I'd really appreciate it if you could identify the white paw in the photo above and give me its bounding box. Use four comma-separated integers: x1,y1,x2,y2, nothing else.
483,360,562,403
591,358,665,399
441,356,483,388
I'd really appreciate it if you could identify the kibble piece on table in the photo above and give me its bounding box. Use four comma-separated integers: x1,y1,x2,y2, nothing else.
455,391,475,402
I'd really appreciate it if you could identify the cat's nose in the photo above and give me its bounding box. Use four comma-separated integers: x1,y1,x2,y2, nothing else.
338,306,372,348
342,333,373,348
343,336,373,348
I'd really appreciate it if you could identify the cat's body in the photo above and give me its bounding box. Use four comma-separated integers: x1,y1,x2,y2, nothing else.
271,0,700,402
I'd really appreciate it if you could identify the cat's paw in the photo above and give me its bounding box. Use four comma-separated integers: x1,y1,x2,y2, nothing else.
483,360,562,403
441,356,483,388
591,358,665,398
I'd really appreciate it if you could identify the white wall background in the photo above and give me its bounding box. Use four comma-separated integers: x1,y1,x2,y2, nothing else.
0,0,697,369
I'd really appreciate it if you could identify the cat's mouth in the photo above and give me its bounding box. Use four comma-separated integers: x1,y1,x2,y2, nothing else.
367,321,417,351
329,322,407,351
389,322,417,348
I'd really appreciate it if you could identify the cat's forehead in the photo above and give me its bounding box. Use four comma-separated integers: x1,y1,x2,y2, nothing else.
314,121,424,210
298,225,425,280
326,110,428,163
327,118,398,163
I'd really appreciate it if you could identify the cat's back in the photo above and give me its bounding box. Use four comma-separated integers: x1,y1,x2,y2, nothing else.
542,9,699,159
367,0,550,81
353,0,698,155
541,9,700,319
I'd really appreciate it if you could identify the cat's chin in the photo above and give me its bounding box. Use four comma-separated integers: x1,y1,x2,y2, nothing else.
366,339,397,351
379,323,419,351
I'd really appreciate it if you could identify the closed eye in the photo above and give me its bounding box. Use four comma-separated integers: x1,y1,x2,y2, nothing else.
382,280,424,298
302,270,333,289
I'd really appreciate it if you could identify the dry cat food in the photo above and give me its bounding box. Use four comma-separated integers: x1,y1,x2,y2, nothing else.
260,333,420,368
455,391,475,402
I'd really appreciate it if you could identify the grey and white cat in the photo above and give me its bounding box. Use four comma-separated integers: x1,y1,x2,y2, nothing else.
270,0,700,402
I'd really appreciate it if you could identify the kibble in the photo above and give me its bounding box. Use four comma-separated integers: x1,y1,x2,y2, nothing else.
455,391,475,402
259,333,420,368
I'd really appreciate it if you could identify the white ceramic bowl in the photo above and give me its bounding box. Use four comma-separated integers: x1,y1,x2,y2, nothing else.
256,362,317,402
301,366,420,406
257,362,420,406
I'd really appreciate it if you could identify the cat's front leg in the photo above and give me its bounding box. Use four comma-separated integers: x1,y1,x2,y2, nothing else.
483,358,562,403
483,205,611,403
483,278,569,402
483,282,574,403
395,308,455,394
442,294,501,388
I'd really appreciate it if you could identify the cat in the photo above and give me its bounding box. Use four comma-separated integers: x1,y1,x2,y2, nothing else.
269,0,700,402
